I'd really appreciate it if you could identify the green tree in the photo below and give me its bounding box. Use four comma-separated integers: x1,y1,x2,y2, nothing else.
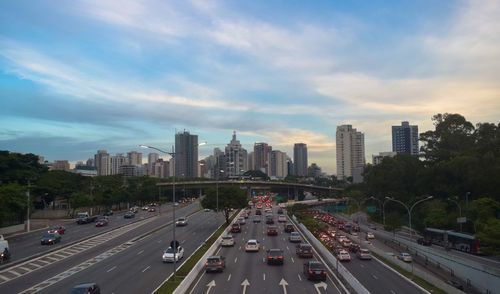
69,192,92,216
0,183,28,226
384,211,403,235
35,170,84,208
476,218,500,255
201,186,247,223
0,151,47,184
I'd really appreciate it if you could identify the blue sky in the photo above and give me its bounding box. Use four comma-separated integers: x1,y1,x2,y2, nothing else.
1,0,500,173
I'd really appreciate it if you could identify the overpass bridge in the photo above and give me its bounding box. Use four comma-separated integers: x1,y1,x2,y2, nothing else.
156,180,343,200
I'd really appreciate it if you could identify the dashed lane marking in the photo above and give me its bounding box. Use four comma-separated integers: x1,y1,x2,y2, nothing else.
263,273,266,280
137,250,144,255
142,266,151,273
234,257,238,263
291,257,295,263
297,274,302,281
227,274,231,281
107,266,116,273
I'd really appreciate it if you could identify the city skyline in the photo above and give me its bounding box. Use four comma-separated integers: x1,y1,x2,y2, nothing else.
2,1,500,173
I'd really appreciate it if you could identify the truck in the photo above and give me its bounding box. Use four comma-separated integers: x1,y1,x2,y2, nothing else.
76,212,98,224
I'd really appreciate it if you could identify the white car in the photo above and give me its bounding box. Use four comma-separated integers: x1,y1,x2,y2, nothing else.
221,235,235,247
366,232,375,239
162,246,184,262
278,215,287,223
289,232,302,243
337,250,351,261
398,252,412,262
238,217,246,225
142,206,149,211
245,239,260,252
176,217,188,226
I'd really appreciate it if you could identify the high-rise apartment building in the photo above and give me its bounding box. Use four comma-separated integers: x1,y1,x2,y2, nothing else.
254,143,272,174
94,150,111,176
127,151,142,166
372,151,397,165
148,153,159,176
336,125,365,182
224,131,248,178
392,121,419,155
175,131,198,178
52,160,70,171
307,163,322,178
110,153,127,175
269,150,288,179
247,152,254,171
293,143,308,177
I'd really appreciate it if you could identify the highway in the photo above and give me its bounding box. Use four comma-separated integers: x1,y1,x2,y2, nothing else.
0,201,224,294
188,206,344,294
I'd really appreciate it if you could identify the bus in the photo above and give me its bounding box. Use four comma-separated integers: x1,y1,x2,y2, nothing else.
423,228,482,254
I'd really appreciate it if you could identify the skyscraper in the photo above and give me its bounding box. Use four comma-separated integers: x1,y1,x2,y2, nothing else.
293,143,308,177
148,153,159,176
94,150,110,176
175,130,198,178
254,142,272,174
224,131,248,177
269,150,288,179
336,125,365,182
110,153,127,175
127,151,143,166
392,121,419,156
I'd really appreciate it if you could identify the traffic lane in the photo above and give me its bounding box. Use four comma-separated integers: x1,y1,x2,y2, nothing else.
36,210,223,294
0,203,200,293
191,211,339,294
6,208,156,262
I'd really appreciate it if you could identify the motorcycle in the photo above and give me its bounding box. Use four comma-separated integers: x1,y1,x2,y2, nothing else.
0,252,11,264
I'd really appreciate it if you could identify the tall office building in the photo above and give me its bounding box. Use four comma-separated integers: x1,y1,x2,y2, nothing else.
247,152,254,170
269,150,288,179
224,131,248,178
94,150,111,176
392,121,419,155
336,125,365,182
293,143,308,177
175,130,198,178
148,153,159,176
110,153,127,175
127,151,143,166
254,143,272,174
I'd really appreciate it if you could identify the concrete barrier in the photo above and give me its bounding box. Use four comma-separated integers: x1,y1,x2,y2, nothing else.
0,224,25,235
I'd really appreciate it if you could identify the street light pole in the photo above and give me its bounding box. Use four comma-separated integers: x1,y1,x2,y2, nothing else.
447,197,463,232
26,180,31,232
385,196,433,238
370,196,389,226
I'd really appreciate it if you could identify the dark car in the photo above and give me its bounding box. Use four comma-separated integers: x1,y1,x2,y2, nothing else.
103,209,113,216
124,212,135,219
417,238,432,246
266,216,274,224
95,218,108,227
231,223,241,233
446,280,464,290
205,256,225,272
267,226,278,236
349,243,361,253
303,261,327,281
41,232,61,245
284,223,294,233
70,283,101,294
277,208,283,214
255,209,262,215
266,249,284,265
48,225,66,235
296,243,313,258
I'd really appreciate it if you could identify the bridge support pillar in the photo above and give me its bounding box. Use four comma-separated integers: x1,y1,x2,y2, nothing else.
294,188,299,201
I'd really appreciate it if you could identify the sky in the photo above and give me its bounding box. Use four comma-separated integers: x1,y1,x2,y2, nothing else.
1,0,500,174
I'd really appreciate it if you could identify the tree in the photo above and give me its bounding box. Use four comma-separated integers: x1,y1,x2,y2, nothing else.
0,151,47,185
69,192,92,216
201,186,247,223
0,183,28,226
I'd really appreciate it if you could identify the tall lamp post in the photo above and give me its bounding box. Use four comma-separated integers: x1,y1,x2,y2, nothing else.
447,197,463,232
385,195,433,238
369,196,389,226
216,169,224,213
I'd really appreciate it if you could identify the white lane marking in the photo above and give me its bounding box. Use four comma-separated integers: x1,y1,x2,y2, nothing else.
360,264,365,268
18,267,32,273
28,263,41,269
234,257,238,263
297,274,302,281
107,266,116,272
263,273,266,280
142,266,151,273
286,246,290,251
291,257,295,263
227,274,232,281
157,240,162,243
390,291,396,294
0,275,8,281
239,246,242,250
262,258,265,263
181,240,186,244
372,275,379,280
137,250,144,255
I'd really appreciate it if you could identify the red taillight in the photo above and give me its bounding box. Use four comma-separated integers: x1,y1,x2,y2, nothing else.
309,270,314,274
278,256,283,259
205,262,208,266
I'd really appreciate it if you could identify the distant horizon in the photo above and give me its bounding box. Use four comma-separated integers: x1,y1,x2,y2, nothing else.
2,1,499,174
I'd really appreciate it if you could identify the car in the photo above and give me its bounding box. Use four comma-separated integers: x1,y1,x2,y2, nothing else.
255,209,262,215
130,207,139,213
70,283,101,294
278,215,287,223
284,223,294,233
349,243,361,253
253,216,261,223
174,202,179,206
337,250,351,261
103,209,113,216
296,243,313,258
417,238,432,246
265,216,274,224
341,239,352,247
351,232,358,237
142,206,149,211
204,208,211,212
369,223,377,230
221,234,235,247
446,280,464,290
303,261,327,281
162,246,184,262
205,256,226,272
175,217,188,226
148,207,156,212
366,232,375,239
356,248,372,260
277,208,283,214
238,217,246,225
48,225,66,235
95,218,108,227
289,231,302,242
124,211,135,219
242,212,249,219
245,239,260,252
231,223,241,233
397,252,412,262
41,232,61,245
266,249,284,265
267,226,278,236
